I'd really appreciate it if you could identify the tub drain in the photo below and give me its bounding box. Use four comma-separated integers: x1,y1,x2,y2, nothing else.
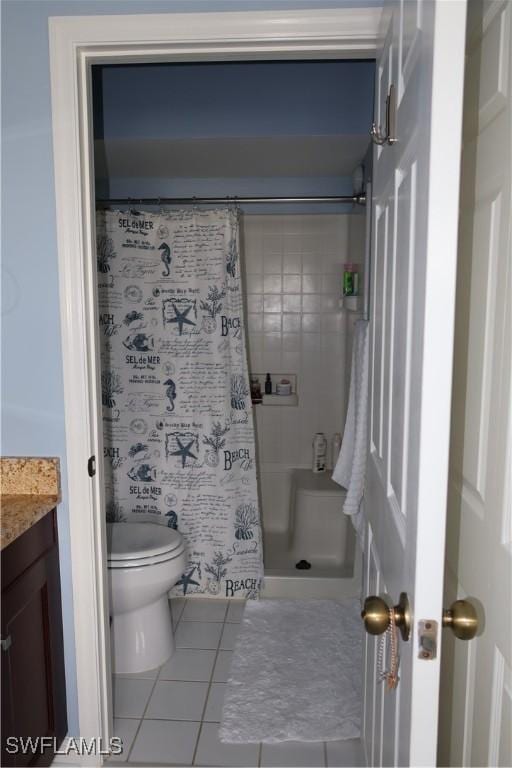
295,559,311,570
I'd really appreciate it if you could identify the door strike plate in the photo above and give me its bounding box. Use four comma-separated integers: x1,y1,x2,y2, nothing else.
88,455,96,478
1,635,12,652
418,620,438,660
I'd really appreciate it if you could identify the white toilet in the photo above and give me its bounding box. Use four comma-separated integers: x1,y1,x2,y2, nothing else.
107,522,187,674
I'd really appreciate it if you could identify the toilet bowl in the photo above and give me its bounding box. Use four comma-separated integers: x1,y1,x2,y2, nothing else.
107,522,187,674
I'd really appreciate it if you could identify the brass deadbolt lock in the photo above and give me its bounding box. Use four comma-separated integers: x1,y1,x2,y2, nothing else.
361,593,411,642
442,600,479,640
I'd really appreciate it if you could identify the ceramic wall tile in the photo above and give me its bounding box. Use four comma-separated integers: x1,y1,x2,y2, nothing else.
240,214,364,522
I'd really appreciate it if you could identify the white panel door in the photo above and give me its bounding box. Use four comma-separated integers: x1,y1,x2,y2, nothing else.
438,1,512,765
363,1,467,765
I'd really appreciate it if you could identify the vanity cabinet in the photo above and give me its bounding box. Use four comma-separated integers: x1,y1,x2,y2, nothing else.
1,509,67,767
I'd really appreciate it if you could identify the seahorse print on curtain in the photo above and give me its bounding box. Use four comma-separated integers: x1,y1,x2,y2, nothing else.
96,208,263,599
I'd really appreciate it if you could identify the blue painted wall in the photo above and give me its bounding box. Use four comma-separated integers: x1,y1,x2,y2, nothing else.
1,0,377,736
94,59,374,211
95,60,374,139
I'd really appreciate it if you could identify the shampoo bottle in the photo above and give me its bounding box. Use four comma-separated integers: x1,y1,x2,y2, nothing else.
312,433,327,473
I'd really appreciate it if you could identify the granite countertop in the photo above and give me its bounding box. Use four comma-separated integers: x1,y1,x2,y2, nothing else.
0,458,61,550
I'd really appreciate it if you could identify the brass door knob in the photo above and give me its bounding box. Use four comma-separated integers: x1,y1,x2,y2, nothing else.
361,593,410,641
442,600,479,640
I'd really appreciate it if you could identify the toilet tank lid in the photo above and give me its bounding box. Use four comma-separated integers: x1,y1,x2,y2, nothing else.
107,522,183,560
292,468,346,497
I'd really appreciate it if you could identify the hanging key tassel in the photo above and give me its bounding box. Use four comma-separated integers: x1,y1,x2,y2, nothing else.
377,605,400,690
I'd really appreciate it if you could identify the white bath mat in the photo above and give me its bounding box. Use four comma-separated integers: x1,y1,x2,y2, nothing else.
219,598,362,743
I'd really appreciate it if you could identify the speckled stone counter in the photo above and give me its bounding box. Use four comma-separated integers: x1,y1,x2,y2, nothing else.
0,458,61,550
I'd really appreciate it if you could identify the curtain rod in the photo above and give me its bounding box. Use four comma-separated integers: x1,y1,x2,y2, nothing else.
96,194,366,206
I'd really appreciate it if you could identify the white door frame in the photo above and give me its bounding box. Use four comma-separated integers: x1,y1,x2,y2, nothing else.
48,7,381,748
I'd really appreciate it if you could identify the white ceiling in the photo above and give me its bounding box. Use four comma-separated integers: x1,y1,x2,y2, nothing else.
94,135,370,180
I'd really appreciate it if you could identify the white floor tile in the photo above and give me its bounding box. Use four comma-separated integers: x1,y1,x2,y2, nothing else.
226,600,246,623
175,621,223,650
203,683,226,723
145,680,209,721
326,738,365,767
109,718,140,763
220,622,240,651
129,718,200,765
261,740,325,767
194,722,259,767
182,598,228,622
212,650,233,683
112,677,154,719
159,648,216,682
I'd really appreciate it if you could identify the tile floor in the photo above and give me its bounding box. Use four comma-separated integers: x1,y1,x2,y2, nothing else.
108,598,364,767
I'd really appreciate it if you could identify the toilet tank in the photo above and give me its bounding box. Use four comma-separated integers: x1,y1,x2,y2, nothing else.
290,469,354,570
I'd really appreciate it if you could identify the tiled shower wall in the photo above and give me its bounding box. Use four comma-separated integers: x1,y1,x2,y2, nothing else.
240,213,365,530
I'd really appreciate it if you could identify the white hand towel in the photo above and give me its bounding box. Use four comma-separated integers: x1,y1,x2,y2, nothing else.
332,320,369,539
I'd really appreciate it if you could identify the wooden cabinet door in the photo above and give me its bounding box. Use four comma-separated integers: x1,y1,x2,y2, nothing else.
1,514,67,767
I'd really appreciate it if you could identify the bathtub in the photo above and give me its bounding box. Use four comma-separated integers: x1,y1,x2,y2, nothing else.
259,466,361,598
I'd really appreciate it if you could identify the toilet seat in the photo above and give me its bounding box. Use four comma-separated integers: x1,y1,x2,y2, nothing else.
108,544,186,569
107,522,185,569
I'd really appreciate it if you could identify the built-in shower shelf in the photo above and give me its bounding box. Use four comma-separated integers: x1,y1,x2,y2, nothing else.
261,394,298,407
251,373,298,407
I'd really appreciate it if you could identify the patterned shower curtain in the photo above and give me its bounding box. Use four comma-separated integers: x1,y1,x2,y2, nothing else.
96,207,263,599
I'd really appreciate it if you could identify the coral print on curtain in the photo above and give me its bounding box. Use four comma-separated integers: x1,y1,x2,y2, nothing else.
96,208,263,599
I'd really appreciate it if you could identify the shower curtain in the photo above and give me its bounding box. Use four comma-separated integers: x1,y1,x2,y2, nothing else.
96,207,263,599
